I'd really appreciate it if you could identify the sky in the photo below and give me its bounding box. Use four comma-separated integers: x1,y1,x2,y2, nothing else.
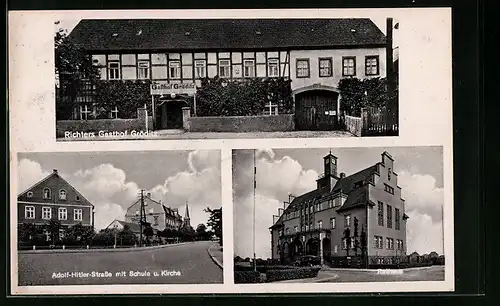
233,147,444,259
17,150,221,231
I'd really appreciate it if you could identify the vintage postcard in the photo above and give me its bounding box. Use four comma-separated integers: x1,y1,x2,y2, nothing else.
9,8,453,295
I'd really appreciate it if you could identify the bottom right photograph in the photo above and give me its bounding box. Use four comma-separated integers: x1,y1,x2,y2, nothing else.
232,146,447,284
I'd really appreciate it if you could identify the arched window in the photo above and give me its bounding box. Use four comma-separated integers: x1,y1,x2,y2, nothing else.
27,191,33,198
59,189,67,200
43,188,51,199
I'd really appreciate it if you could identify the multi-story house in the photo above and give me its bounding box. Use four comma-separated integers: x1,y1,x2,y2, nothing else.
62,18,391,131
270,151,408,267
17,169,95,241
124,193,183,233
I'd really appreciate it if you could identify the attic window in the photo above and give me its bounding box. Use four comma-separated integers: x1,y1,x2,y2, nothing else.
112,33,119,37
185,31,191,36
27,191,33,198
75,195,80,201
350,29,357,33
255,30,262,35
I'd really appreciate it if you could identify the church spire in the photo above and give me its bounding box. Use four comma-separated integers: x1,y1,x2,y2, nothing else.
183,201,191,227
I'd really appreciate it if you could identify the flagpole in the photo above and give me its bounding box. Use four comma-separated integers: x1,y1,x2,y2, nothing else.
253,149,257,272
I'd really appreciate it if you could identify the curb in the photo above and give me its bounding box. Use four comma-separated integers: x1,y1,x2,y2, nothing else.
18,242,190,255
207,244,223,270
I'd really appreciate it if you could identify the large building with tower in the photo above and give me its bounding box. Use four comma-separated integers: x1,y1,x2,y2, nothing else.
60,18,396,131
269,151,408,267
17,169,95,242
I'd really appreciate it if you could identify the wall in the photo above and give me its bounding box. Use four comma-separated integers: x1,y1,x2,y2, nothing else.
367,153,407,257
56,109,150,138
125,198,166,232
18,202,93,227
289,48,386,92
187,114,295,133
344,114,362,137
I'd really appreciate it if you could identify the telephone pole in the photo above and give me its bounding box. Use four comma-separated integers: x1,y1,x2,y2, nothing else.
139,189,144,247
253,149,257,272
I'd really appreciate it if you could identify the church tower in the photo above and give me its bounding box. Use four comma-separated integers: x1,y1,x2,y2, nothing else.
183,201,191,228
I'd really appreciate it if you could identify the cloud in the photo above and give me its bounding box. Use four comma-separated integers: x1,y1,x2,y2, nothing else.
17,151,221,232
406,213,443,255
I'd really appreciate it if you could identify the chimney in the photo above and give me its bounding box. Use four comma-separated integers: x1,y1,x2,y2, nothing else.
53,169,58,173
340,172,346,179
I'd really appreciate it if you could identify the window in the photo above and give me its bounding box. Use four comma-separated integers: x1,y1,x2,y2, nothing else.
294,226,298,232
365,56,379,76
108,61,121,80
330,217,336,229
243,59,255,77
137,60,150,79
384,184,395,194
74,209,83,221
76,195,80,201
317,220,323,229
296,59,310,78
387,205,393,229
42,207,51,220
268,59,279,77
195,60,206,78
319,58,333,77
342,238,348,250
374,235,383,249
59,189,67,200
377,201,384,226
395,208,401,230
25,206,35,219
27,191,33,198
285,228,289,235
59,229,65,240
79,104,93,120
305,224,309,231
218,60,231,78
154,216,159,226
388,168,392,181
58,208,67,220
386,238,394,249
263,101,278,115
344,215,351,227
342,57,356,76
43,188,51,199
110,106,119,119
169,61,181,79
350,237,356,249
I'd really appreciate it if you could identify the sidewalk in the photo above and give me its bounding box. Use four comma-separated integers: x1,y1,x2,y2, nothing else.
18,242,190,254
207,243,223,269
274,270,339,283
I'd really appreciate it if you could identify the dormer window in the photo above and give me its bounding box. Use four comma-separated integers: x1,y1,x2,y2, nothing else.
27,191,33,198
59,189,67,200
43,188,51,199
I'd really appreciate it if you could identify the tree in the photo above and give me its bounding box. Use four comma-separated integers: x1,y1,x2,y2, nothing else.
54,22,100,120
117,225,137,246
46,219,62,244
143,225,154,246
205,207,222,246
196,223,210,241
343,227,351,257
360,225,368,267
18,223,41,245
353,217,360,256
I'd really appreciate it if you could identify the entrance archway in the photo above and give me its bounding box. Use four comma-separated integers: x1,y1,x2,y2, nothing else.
294,89,339,131
156,99,187,130
305,237,320,256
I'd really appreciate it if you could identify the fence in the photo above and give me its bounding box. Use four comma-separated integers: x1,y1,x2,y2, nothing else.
344,115,363,136
361,106,399,136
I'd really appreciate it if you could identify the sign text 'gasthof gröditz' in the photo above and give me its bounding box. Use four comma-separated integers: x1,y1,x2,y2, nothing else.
150,81,196,95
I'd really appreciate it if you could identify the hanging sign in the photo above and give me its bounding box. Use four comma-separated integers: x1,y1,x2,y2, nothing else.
150,81,196,95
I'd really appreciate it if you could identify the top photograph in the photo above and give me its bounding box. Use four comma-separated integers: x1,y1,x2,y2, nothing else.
55,17,399,141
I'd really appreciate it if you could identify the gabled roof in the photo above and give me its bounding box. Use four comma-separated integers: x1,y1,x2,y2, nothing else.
106,219,141,233
68,18,386,52
17,170,94,207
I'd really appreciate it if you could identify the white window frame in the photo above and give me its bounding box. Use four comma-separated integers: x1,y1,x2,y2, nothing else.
317,220,323,229
108,60,121,80
42,207,51,220
365,56,379,76
169,60,181,79
79,104,93,120
263,100,278,116
243,59,255,78
137,60,150,79
25,206,35,219
59,228,65,240
43,188,51,199
296,59,310,78
342,57,356,76
195,60,207,78
342,238,347,250
294,226,298,232
319,58,333,77
110,106,119,119
218,59,231,78
345,214,351,227
59,189,67,200
58,207,67,220
330,217,336,229
268,59,279,77
74,209,83,221
350,237,356,249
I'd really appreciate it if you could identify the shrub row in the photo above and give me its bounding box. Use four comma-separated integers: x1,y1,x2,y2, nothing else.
235,265,295,273
234,271,261,283
265,267,321,283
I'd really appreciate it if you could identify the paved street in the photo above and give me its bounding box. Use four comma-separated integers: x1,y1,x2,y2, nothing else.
58,130,354,141
18,241,222,286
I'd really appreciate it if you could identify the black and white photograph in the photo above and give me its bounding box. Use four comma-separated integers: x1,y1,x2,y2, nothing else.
233,147,447,284
55,17,399,141
15,150,223,286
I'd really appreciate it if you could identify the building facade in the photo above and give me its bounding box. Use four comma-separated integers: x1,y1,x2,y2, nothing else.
17,169,95,241
124,193,183,232
62,18,391,131
270,151,408,266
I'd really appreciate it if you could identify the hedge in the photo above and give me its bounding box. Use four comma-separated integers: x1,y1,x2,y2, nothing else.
235,265,295,273
234,271,261,283
265,267,321,282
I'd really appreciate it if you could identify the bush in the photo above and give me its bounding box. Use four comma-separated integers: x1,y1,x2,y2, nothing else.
265,267,321,282
95,80,153,119
234,271,261,283
196,77,293,117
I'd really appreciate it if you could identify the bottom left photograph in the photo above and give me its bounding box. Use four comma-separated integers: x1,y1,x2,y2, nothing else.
14,150,223,286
